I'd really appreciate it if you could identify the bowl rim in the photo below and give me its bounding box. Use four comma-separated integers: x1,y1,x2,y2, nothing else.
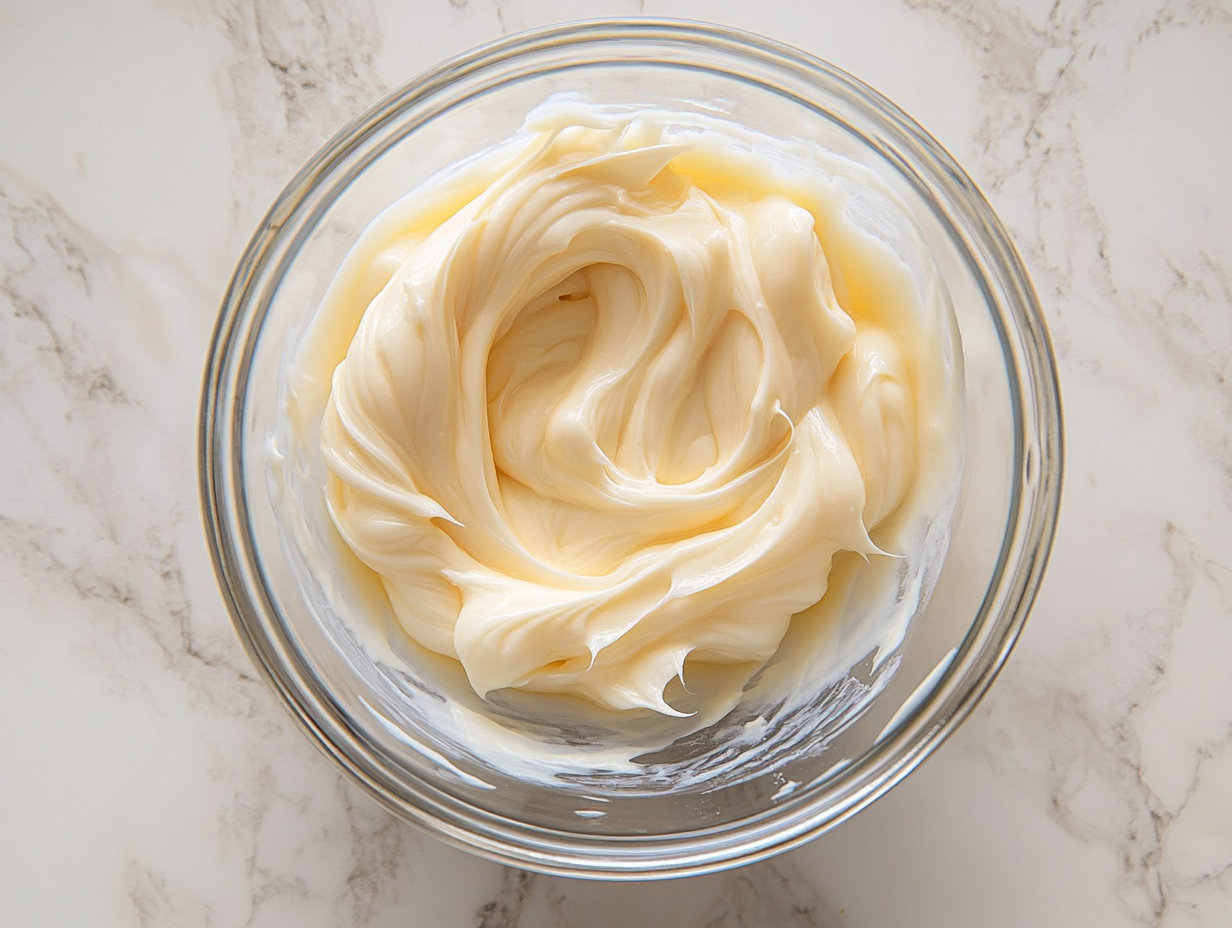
199,16,1063,879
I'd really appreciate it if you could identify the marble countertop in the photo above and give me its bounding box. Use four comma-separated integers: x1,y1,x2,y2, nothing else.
2,0,1230,925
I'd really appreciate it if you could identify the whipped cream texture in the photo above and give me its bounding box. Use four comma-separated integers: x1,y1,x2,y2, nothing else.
301,102,961,717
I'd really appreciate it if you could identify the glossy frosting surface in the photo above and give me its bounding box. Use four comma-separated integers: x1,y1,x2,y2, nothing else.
315,103,960,714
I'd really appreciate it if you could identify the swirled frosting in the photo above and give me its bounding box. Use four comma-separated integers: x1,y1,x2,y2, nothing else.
308,102,959,716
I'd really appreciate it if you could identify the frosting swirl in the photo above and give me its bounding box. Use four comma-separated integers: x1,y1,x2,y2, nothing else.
318,106,932,714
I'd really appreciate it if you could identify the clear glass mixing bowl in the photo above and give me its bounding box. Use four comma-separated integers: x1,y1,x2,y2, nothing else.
200,19,1062,879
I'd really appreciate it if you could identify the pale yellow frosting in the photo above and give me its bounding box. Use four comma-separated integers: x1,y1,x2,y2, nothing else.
308,102,959,716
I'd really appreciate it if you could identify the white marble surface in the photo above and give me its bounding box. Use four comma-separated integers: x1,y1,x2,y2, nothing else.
2,0,1230,925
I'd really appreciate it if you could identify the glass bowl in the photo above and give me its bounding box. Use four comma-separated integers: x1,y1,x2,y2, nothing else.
199,19,1062,879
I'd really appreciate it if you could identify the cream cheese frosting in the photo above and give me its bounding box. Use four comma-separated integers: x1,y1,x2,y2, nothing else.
301,101,961,718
